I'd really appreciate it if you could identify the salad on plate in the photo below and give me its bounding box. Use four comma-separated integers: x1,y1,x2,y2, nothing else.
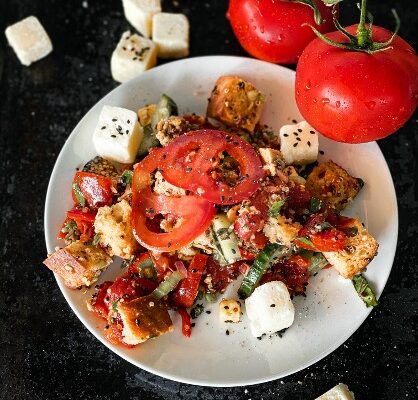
44,75,379,347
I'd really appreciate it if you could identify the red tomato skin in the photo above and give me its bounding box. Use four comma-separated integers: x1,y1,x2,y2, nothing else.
72,172,113,209
296,25,418,143
228,0,336,64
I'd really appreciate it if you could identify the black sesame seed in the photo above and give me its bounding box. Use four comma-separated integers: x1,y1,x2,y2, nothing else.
126,130,129,134
310,130,315,134
224,305,229,310
319,150,325,155
112,118,117,122
292,119,297,123
226,329,230,336
111,134,116,138
122,46,127,51
231,248,236,254
133,57,138,61
101,126,106,130
191,323,195,327
297,128,302,132
293,143,298,147
307,141,311,147
127,119,130,124
293,132,298,136
270,304,276,307
205,310,211,314
283,133,289,137
296,137,301,141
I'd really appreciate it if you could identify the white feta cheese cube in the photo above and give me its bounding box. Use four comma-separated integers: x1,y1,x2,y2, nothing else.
315,383,355,400
219,299,241,323
122,0,161,37
111,30,157,83
245,281,294,337
152,13,189,58
93,106,143,163
279,121,319,165
5,16,53,66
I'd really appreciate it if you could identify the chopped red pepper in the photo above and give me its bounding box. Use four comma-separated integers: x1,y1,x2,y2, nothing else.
177,308,192,337
72,171,113,209
172,254,208,308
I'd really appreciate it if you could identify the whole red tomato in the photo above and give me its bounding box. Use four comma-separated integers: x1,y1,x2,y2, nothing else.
295,25,418,143
228,0,336,64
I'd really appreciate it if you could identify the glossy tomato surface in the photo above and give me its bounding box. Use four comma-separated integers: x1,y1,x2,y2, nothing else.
295,25,418,143
228,0,335,64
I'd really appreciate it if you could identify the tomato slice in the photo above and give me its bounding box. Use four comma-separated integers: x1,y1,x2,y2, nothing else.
310,229,346,252
177,308,192,337
72,171,113,209
132,148,216,252
172,254,208,308
160,130,264,205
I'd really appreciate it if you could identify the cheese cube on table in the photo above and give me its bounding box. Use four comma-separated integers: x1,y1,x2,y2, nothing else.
5,16,53,66
315,383,355,400
111,31,157,83
122,0,161,37
279,121,319,165
245,281,294,337
152,13,189,59
93,106,143,164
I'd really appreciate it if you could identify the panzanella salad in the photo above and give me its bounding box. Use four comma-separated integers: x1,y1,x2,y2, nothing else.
44,76,379,346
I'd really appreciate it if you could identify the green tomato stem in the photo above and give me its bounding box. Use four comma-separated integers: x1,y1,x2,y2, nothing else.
356,0,370,47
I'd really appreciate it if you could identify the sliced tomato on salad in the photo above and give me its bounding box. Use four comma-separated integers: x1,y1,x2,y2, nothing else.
72,171,113,209
160,130,264,205
132,147,216,252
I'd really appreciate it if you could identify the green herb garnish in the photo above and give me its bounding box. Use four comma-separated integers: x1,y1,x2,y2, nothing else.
111,301,119,312
121,170,133,185
309,197,324,213
72,182,85,207
91,233,101,246
268,199,287,217
352,274,378,307
190,303,204,319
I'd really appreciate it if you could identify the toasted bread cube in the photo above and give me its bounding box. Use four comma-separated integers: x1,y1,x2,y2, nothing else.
263,216,302,247
207,76,265,133
245,281,294,337
323,218,378,279
5,16,53,66
122,0,161,37
93,105,143,164
279,121,319,165
43,242,112,289
152,13,189,59
153,171,186,197
305,160,363,211
118,295,173,345
94,200,139,259
111,31,157,83
155,116,188,146
315,383,355,400
219,299,241,323
137,104,156,126
259,148,285,176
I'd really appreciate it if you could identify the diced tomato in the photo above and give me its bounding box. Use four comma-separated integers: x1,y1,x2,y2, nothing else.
234,211,264,241
177,308,192,337
160,130,264,205
285,182,311,215
72,171,113,209
132,148,216,252
91,281,113,319
310,229,346,252
67,208,97,242
172,254,208,308
205,257,247,292
239,248,256,261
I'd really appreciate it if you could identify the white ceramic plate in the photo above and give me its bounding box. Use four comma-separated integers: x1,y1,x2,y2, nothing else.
44,56,398,387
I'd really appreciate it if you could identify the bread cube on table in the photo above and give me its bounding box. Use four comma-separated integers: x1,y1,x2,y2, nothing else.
152,13,189,59
94,200,139,259
219,299,241,323
5,16,53,66
279,121,319,165
305,160,363,212
207,76,265,133
315,383,355,400
118,294,174,345
122,0,161,37
43,241,112,289
245,281,295,337
93,105,143,164
111,30,157,83
323,218,378,279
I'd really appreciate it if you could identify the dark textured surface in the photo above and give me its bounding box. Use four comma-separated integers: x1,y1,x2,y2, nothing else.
0,1,417,399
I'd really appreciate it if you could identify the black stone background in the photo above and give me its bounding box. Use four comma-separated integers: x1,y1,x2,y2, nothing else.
0,1,417,399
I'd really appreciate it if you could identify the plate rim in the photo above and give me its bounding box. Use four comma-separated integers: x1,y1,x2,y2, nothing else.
44,55,398,387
